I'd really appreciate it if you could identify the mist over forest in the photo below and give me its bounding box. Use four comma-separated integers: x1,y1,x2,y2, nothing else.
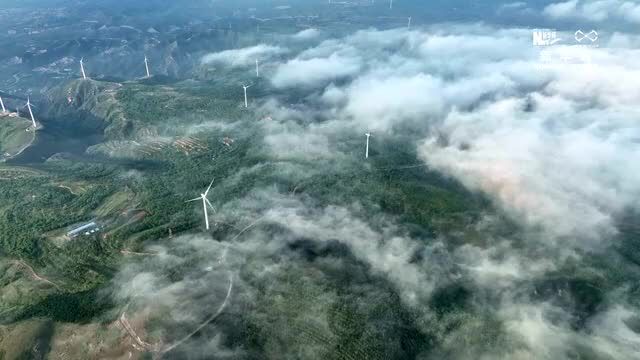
0,0,638,359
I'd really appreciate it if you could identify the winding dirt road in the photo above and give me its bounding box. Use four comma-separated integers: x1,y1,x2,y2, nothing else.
119,272,234,356
10,260,61,290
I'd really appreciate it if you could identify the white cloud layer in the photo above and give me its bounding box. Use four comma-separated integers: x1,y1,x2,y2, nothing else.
115,20,640,359
544,0,640,24
271,53,362,88
263,24,640,247
201,44,286,67
291,28,321,41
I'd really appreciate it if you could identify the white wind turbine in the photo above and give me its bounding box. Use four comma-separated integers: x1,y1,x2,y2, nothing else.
187,178,216,230
80,57,87,80
255,59,260,77
408,16,411,29
365,132,371,159
0,96,6,114
242,84,253,108
389,0,393,9
26,96,37,129
144,55,151,78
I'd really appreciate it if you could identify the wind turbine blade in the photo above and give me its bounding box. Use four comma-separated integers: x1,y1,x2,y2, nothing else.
204,178,215,196
205,198,216,213
186,197,201,203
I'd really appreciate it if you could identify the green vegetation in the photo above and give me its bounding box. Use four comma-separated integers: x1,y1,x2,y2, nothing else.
0,319,53,360
0,117,34,160
0,77,502,326
2,75,636,359
0,79,263,326
238,260,427,360
17,288,113,324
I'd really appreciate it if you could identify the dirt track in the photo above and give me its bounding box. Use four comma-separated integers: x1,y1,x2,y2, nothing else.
10,260,61,290
119,272,234,356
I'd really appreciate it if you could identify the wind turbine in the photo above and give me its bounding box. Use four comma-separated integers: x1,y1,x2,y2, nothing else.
365,133,371,159
389,0,393,9
242,84,252,108
26,96,37,129
187,178,216,230
408,17,412,29
0,96,6,114
144,55,151,78
80,57,87,80
255,59,260,77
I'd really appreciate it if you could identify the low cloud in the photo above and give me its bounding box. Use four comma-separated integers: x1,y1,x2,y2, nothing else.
201,44,286,67
544,0,640,24
271,53,362,88
419,94,640,245
108,20,640,359
291,28,321,41
267,24,640,248
262,201,447,306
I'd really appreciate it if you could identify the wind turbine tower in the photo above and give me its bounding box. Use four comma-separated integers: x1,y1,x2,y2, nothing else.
26,97,36,128
0,96,6,114
389,0,393,9
187,178,216,230
242,84,252,108
365,133,371,159
408,17,412,29
144,55,151,78
80,57,87,80
255,59,260,77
